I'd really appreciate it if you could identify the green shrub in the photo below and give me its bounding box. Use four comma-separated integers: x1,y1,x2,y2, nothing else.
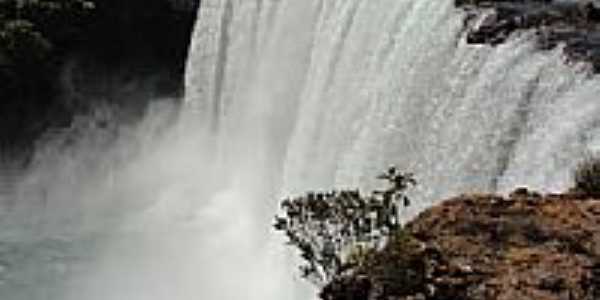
574,156,600,195
363,228,427,296
274,167,416,285
319,228,428,300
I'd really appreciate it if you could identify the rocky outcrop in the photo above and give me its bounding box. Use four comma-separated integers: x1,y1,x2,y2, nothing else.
321,188,600,300
458,0,600,72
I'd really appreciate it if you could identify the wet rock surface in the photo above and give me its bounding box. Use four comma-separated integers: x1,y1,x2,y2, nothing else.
322,189,600,300
457,0,600,72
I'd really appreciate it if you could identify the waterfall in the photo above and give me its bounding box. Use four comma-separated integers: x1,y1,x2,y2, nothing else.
3,0,600,299
186,0,600,213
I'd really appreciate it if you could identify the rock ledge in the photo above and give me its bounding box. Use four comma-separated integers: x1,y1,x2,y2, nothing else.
322,188,600,300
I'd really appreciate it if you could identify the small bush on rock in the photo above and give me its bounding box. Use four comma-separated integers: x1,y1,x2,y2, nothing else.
318,228,429,300
573,156,600,195
362,229,427,296
274,167,416,285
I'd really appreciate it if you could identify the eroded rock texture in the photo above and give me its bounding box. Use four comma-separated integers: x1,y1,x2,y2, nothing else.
322,189,600,300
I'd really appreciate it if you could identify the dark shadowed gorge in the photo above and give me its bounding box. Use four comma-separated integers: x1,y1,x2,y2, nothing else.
0,0,198,154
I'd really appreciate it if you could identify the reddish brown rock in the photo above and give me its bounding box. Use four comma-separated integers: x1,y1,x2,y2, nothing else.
405,189,600,300
322,188,600,300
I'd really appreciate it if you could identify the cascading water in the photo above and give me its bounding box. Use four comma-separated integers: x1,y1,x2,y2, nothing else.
2,0,600,299
186,0,600,217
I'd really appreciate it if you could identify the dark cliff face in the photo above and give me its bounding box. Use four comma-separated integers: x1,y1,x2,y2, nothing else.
69,0,198,100
0,0,199,153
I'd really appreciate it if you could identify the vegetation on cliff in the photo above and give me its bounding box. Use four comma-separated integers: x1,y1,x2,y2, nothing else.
0,0,198,152
274,168,421,294
0,0,95,150
278,162,600,300
574,156,600,196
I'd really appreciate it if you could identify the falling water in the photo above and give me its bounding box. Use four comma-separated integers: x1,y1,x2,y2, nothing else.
2,0,600,299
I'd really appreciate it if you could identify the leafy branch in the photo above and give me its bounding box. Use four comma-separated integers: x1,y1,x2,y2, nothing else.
274,167,416,285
